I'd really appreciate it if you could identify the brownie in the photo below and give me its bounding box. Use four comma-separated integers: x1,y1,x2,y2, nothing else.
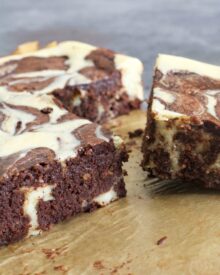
0,41,144,123
142,54,220,188
0,43,130,246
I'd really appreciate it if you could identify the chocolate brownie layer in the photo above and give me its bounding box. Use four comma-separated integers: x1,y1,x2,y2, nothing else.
0,139,127,245
0,42,130,246
142,54,220,188
0,41,143,123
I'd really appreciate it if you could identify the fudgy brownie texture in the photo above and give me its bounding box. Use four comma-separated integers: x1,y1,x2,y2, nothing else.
0,41,130,246
142,54,220,188
0,141,127,246
0,41,143,123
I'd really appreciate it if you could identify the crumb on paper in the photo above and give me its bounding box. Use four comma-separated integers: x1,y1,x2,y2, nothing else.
54,265,68,272
156,236,167,246
93,260,105,270
110,259,133,274
93,259,133,274
42,246,68,260
128,129,143,138
123,170,128,176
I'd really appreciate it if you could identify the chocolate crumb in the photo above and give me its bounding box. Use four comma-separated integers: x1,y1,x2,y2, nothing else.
54,265,68,272
128,129,143,138
42,246,67,260
156,236,167,245
42,248,58,259
40,107,53,114
110,259,132,274
123,170,128,176
93,260,105,270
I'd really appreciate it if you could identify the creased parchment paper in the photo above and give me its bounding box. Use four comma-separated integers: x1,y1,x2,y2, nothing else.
1,110,220,275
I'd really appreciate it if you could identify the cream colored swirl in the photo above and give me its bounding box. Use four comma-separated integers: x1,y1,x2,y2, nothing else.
153,55,220,121
0,41,143,100
0,42,132,161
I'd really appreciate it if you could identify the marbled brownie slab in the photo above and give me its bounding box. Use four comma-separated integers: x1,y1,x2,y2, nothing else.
0,42,129,246
142,54,220,188
0,41,143,123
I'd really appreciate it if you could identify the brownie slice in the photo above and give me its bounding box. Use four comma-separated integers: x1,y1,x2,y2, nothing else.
0,98,128,246
142,54,220,188
0,41,143,123
0,43,130,245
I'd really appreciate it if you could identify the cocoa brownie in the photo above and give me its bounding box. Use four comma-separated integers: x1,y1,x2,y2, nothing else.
0,41,143,123
142,54,220,188
0,43,129,246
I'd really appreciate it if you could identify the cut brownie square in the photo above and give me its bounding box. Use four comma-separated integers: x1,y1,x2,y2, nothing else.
0,98,128,246
0,41,143,123
142,54,220,188
0,42,129,246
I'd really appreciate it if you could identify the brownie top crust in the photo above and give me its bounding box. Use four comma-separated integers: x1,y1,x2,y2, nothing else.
0,41,143,178
0,96,113,178
0,41,143,100
0,42,140,179
151,54,220,125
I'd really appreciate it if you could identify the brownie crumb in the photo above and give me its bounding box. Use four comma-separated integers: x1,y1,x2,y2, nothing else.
93,260,105,270
54,265,68,272
128,129,143,138
42,246,67,260
123,170,128,176
110,259,132,275
111,267,122,274
42,248,58,260
40,107,53,114
156,236,167,245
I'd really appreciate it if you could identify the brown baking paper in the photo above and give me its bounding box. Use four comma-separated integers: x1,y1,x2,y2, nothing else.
1,110,220,275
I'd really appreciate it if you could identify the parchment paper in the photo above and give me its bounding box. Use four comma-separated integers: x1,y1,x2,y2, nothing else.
1,110,220,275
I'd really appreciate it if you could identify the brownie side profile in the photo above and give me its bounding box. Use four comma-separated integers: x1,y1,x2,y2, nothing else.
0,101,128,246
0,135,127,245
142,54,220,188
0,41,143,123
